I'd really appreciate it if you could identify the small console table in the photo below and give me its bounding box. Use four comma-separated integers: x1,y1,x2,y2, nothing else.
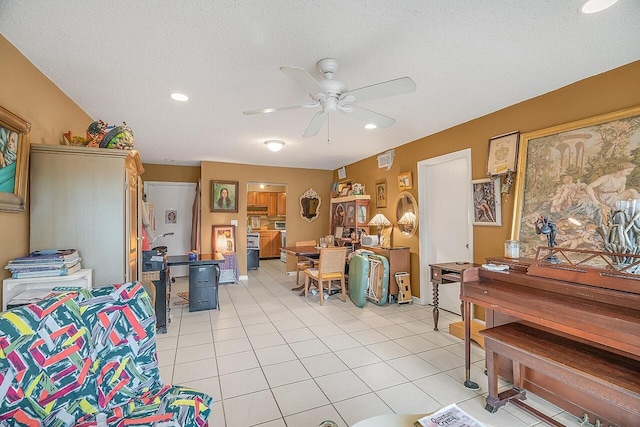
167,254,224,312
428,262,478,331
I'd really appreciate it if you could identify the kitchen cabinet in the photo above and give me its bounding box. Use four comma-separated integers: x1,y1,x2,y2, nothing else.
29,144,144,286
267,193,278,217
277,193,287,216
258,230,281,258
247,191,257,206
256,192,269,207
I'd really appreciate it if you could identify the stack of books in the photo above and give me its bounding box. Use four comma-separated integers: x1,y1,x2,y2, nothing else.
5,249,82,278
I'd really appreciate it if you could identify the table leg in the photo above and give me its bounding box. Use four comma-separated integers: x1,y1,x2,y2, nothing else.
463,300,479,390
432,282,439,331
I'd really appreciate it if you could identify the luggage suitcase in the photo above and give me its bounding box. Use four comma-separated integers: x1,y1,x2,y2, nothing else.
348,252,370,307
366,254,389,306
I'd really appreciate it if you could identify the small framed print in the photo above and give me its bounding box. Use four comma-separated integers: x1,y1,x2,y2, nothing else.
375,181,387,208
212,224,237,253
397,171,412,190
471,178,501,226
250,216,260,229
487,131,520,176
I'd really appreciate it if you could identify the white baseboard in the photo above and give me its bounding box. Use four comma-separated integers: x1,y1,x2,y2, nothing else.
238,275,249,281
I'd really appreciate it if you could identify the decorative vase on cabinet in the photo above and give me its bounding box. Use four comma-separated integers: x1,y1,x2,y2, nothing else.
29,144,144,286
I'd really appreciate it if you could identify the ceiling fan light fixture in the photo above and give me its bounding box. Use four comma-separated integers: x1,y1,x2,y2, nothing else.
579,0,618,14
170,92,189,102
265,140,285,152
364,123,377,130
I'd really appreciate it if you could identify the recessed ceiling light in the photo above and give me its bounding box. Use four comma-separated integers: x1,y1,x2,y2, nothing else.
259,184,265,189
364,123,377,130
265,140,285,152
170,93,189,102
579,0,618,14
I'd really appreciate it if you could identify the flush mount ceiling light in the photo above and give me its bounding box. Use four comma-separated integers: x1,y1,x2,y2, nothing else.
170,93,189,101
579,0,618,14
265,140,285,152
364,123,377,130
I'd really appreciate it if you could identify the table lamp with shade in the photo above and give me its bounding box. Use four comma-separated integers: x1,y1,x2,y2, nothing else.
397,211,416,237
368,213,392,246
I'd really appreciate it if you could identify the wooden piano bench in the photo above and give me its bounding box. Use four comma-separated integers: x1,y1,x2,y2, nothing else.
481,322,640,427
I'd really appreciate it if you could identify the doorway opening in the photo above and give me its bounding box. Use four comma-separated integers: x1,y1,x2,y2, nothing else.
246,182,288,264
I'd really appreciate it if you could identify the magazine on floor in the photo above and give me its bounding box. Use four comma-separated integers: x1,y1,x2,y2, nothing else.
415,403,486,427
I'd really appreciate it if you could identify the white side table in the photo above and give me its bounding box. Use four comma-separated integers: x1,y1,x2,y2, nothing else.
2,269,93,311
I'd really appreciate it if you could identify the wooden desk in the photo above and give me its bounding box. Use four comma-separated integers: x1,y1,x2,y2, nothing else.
428,262,478,331
367,246,410,297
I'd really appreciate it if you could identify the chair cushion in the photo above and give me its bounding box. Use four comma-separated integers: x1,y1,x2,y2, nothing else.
73,385,213,426
0,293,98,426
76,282,162,411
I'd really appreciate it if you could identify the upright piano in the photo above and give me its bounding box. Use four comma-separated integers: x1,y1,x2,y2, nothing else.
461,251,640,426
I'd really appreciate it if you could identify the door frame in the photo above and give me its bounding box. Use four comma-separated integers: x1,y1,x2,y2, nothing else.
417,148,473,305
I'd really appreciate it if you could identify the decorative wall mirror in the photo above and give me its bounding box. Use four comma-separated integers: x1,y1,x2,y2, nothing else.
395,191,418,237
300,187,321,222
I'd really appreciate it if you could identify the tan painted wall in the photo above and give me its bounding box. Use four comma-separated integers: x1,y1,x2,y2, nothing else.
142,163,201,183
0,35,92,285
342,60,640,298
201,162,333,275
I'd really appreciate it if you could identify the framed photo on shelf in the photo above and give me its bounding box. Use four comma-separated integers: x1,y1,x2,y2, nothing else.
487,131,520,176
212,224,237,253
397,171,412,190
250,216,260,230
471,178,501,226
210,180,239,212
0,105,31,213
375,181,387,208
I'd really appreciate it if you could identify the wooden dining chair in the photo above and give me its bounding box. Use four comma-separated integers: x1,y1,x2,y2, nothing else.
304,247,348,306
295,240,317,287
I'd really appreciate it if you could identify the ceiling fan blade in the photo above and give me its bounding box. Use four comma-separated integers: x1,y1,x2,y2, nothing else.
342,76,416,103
343,104,395,128
242,102,319,115
280,66,327,96
303,111,327,137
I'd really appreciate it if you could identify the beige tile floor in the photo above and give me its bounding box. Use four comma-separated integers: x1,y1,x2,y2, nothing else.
156,260,581,427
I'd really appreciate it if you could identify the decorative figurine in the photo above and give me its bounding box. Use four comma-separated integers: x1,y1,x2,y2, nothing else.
535,215,560,263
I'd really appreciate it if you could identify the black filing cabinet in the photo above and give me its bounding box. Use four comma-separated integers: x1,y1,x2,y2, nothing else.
189,264,219,312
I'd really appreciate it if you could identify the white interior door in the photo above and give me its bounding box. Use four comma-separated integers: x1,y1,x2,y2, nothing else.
144,182,196,277
418,149,473,314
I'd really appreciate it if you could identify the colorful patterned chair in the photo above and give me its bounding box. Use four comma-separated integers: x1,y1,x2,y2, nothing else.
0,282,213,426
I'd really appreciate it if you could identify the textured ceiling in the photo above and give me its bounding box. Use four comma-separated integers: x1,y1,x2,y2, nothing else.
1,1,639,170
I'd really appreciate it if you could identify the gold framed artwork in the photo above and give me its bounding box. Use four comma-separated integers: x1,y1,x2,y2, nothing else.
212,224,237,253
471,178,501,226
375,181,387,208
0,105,31,213
397,171,412,190
511,106,640,258
210,180,239,213
487,131,520,176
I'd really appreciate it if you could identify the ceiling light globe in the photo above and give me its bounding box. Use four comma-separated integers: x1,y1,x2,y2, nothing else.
170,93,189,101
364,123,377,130
265,140,285,152
580,0,618,14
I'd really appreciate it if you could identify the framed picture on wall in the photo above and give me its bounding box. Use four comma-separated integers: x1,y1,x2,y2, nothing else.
212,224,236,253
375,181,387,208
471,178,501,226
211,180,239,212
487,131,520,176
0,105,31,213
397,171,412,190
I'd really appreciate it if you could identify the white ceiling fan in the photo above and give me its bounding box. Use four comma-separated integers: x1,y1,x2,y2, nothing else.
243,58,417,137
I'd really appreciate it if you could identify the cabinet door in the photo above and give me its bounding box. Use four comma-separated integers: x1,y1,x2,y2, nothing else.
259,233,272,258
277,193,286,216
247,191,257,205
256,192,269,206
344,202,356,227
267,193,278,217
356,200,369,226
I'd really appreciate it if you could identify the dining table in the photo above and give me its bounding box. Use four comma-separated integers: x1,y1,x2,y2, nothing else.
281,245,322,291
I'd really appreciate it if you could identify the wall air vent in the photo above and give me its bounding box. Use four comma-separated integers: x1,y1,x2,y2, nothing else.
377,149,395,171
